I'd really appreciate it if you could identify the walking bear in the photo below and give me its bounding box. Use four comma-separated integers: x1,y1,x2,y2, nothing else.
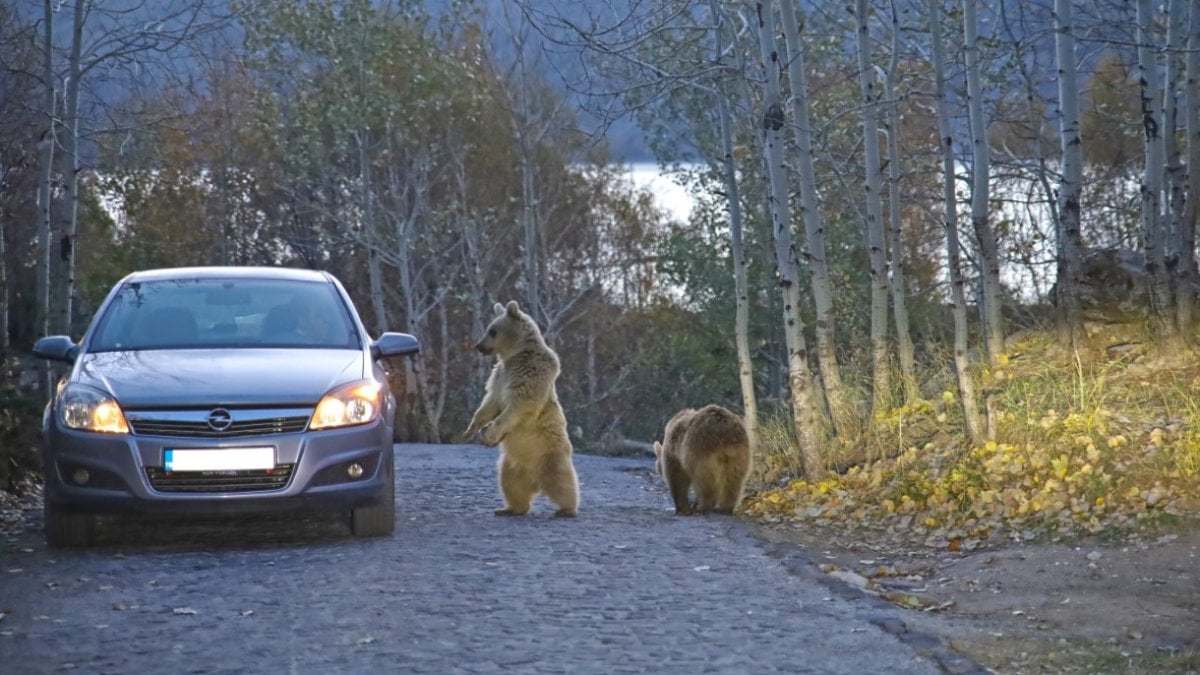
654,405,751,515
465,301,580,517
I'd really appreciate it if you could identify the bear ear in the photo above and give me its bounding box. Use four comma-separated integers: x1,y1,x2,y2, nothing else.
653,441,663,457
493,302,505,316
505,300,521,318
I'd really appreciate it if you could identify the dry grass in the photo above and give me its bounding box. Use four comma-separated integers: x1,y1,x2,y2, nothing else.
744,325,1200,548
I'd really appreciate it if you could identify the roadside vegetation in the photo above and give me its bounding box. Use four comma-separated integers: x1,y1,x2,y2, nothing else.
746,322,1200,549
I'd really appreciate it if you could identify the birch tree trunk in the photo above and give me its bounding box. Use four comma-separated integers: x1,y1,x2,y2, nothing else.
710,0,759,450
35,0,56,399
854,0,892,412
360,130,389,336
57,0,85,336
1137,0,1181,346
963,0,1005,364
1178,0,1200,333
1165,0,1187,269
884,0,917,403
756,0,824,479
930,0,984,443
777,0,850,432
1053,0,1086,349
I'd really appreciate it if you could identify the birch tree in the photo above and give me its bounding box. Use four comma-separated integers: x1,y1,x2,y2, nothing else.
57,1,221,335
1137,0,1181,346
884,0,917,403
1053,0,1086,348
756,0,824,479
963,0,1005,364
777,0,851,431
931,0,984,443
853,0,892,412
710,0,758,450
1182,0,1200,332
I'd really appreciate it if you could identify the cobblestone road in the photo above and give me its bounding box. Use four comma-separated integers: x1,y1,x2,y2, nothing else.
0,444,970,674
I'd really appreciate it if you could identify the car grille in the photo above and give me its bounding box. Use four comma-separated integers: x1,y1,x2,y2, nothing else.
128,414,310,438
145,464,294,493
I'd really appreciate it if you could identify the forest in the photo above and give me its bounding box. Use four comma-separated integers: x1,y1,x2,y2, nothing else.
2,0,1200,546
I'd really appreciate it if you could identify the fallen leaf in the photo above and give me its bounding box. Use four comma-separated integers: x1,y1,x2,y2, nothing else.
692,565,710,572
172,607,197,615
239,610,254,617
112,603,127,611
357,635,376,645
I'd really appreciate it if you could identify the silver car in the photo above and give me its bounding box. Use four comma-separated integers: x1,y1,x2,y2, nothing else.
32,266,420,547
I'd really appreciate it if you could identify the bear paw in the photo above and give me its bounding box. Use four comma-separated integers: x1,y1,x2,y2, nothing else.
494,507,526,516
481,424,503,447
554,508,577,518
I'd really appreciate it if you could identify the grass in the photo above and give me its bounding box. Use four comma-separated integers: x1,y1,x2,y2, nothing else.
744,324,1200,547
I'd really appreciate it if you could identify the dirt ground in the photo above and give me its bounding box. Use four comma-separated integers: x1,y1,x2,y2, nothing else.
755,519,1200,674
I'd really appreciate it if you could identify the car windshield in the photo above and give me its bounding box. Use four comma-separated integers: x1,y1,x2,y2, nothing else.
88,277,362,351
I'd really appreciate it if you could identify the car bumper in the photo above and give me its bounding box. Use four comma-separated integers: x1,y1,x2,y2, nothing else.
42,420,394,517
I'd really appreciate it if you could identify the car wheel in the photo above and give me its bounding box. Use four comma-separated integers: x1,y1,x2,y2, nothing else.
44,501,95,548
351,452,395,537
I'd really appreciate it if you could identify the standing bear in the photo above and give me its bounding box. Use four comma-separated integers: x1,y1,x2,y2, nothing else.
465,301,580,517
654,405,751,515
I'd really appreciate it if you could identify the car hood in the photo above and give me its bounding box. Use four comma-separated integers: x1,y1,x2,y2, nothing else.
75,349,365,408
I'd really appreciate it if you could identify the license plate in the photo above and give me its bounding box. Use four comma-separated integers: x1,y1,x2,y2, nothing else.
163,447,275,472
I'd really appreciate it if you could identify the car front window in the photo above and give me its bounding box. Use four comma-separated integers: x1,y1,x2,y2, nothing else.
88,278,362,351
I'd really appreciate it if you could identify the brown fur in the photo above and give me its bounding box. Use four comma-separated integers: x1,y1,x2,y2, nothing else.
653,405,750,515
465,301,580,517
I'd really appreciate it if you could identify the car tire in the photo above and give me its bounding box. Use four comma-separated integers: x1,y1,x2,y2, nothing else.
351,452,395,537
44,501,95,548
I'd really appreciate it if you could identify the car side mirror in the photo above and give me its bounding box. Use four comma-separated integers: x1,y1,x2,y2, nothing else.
33,335,80,364
371,332,421,360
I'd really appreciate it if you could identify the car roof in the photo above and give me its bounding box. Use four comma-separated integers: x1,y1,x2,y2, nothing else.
122,266,334,284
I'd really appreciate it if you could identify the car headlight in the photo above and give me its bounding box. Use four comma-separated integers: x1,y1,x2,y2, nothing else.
59,384,130,434
309,379,383,430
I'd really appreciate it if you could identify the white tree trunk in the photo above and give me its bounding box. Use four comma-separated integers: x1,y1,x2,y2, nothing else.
963,0,1005,364
710,0,759,450
756,0,824,479
1137,0,1180,344
1165,0,1187,266
1180,0,1200,332
1053,0,1086,348
57,0,85,336
854,0,892,412
36,0,54,337
884,0,917,404
930,0,984,443
777,0,850,432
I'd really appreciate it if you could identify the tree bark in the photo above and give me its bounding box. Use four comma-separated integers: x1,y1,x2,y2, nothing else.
756,0,824,479
963,0,1005,364
854,0,893,413
884,0,918,404
1178,0,1200,333
1053,0,1086,349
56,0,85,337
930,0,984,444
1165,0,1187,272
35,0,56,400
710,0,759,451
777,0,850,433
1137,0,1182,346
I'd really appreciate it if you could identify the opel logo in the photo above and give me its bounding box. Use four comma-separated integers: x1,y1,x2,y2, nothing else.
207,408,233,432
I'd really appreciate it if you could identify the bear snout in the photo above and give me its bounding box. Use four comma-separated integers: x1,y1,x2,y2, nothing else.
476,341,493,355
